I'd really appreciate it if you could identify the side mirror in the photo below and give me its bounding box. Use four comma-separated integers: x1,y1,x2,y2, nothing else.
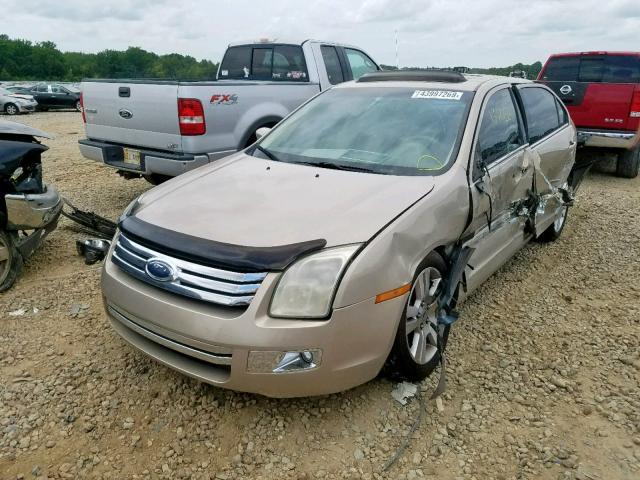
256,127,272,140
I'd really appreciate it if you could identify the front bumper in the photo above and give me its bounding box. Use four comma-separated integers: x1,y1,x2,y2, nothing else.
78,138,210,177
577,128,636,149
5,184,62,230
101,252,405,398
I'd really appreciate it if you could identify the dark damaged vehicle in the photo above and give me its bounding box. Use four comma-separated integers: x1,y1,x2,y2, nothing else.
0,120,62,291
102,72,578,397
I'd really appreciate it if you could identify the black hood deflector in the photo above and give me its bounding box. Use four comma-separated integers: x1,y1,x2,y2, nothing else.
119,215,327,273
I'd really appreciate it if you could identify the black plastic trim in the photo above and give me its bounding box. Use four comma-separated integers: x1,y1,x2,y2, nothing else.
358,71,467,83
79,138,197,161
119,215,327,272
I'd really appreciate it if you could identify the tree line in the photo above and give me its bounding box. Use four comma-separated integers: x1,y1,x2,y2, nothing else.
1,34,542,82
0,35,219,81
380,62,543,79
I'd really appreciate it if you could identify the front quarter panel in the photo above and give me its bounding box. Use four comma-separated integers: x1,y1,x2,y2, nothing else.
333,163,470,309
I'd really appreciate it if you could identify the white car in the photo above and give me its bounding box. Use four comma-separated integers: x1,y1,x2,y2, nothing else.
0,87,38,115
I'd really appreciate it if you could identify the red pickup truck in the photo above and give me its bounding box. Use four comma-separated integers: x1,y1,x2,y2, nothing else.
538,52,640,178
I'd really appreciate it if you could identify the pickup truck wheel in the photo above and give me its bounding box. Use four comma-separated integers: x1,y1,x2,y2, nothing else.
0,230,23,292
4,103,18,115
390,252,448,382
617,147,640,178
143,174,171,185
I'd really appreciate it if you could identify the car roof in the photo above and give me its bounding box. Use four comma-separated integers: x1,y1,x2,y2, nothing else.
227,39,364,50
334,72,531,92
547,51,640,58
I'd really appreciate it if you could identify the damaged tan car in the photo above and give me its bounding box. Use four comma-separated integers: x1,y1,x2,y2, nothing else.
102,71,578,397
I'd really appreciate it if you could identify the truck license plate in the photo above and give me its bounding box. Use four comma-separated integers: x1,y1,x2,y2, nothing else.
123,148,141,166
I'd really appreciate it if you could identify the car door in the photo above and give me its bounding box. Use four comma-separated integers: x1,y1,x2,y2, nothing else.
516,85,576,235
50,85,70,107
464,86,534,294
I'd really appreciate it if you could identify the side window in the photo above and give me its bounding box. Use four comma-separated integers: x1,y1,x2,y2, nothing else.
219,46,252,79
345,48,377,80
321,46,344,85
251,48,273,80
272,45,308,81
476,89,523,166
51,85,62,93
603,55,640,83
519,87,561,143
541,56,579,81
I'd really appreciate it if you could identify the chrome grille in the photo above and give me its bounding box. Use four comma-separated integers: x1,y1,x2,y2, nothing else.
112,233,267,306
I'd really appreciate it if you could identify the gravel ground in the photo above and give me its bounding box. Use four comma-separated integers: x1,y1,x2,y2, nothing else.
1,112,639,480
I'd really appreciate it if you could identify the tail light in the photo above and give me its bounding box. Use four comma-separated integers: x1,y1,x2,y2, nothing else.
80,92,86,123
178,98,206,135
630,89,640,118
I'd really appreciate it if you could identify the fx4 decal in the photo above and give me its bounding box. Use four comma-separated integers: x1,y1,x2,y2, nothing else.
210,94,238,105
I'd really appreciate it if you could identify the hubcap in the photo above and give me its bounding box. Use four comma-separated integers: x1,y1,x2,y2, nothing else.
7,105,17,114
553,206,568,232
554,182,570,232
405,266,442,365
0,236,11,284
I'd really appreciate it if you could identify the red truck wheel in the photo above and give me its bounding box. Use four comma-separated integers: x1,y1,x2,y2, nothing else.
617,148,640,179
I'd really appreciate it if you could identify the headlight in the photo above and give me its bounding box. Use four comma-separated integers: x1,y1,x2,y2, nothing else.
269,244,361,319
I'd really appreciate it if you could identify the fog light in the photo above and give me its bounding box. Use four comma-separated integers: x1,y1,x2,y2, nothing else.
247,349,322,374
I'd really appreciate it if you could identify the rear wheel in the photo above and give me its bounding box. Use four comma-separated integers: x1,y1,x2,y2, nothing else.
0,230,23,292
143,174,171,185
390,252,448,381
537,183,570,243
4,103,18,115
75,100,82,112
617,147,640,178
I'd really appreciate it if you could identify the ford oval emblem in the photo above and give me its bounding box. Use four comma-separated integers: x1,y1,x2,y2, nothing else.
559,85,572,95
118,108,133,119
145,258,176,282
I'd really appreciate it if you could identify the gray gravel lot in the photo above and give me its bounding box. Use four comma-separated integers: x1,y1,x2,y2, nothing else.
1,112,639,480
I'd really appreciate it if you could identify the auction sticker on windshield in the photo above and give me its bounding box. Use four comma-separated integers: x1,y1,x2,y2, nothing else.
412,90,463,100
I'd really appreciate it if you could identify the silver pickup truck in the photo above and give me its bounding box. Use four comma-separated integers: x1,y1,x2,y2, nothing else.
78,39,379,183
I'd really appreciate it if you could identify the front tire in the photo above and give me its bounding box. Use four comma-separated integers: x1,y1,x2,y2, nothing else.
75,100,82,112
0,230,23,292
390,252,448,382
4,103,19,115
617,147,640,178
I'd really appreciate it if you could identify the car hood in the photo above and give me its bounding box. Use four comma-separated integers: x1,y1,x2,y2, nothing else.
135,153,435,247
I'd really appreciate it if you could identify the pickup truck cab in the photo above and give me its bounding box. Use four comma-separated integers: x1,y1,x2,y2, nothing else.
78,39,379,183
538,51,640,178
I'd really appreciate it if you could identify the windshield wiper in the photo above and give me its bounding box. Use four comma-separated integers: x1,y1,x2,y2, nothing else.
294,161,378,173
254,145,283,163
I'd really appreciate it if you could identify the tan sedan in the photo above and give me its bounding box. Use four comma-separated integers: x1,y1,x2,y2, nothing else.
102,71,577,397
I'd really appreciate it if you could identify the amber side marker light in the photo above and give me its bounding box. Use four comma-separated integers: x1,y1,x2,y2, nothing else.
375,283,411,304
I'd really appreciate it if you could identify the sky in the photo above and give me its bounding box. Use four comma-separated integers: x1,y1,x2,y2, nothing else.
3,0,640,68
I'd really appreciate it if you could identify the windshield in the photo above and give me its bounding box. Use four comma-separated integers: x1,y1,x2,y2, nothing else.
255,87,473,175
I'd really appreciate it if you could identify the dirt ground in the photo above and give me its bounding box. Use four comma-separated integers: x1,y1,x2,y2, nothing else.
1,112,639,480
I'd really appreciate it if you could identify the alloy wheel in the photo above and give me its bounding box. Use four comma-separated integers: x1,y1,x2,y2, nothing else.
0,235,11,285
6,104,18,115
405,266,442,365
